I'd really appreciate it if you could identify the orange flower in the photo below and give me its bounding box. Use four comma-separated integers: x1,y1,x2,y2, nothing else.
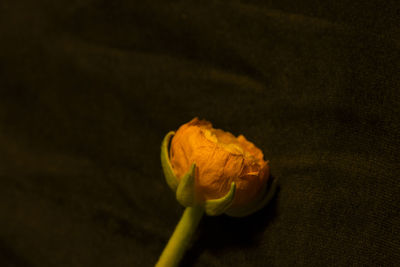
158,120,275,266
169,117,270,208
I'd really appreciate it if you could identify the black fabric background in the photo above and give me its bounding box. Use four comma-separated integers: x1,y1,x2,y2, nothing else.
1,1,399,266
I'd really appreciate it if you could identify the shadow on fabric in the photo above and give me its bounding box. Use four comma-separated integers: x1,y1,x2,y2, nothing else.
180,176,280,266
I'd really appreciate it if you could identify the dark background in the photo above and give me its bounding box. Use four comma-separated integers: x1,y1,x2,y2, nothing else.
1,0,400,266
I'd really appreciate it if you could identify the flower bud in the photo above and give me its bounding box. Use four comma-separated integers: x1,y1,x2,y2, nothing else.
161,117,276,217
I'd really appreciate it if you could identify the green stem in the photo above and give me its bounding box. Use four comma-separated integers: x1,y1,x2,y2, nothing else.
155,206,204,267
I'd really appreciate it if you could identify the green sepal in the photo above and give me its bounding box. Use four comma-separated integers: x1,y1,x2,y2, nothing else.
225,177,277,217
161,131,179,192
176,163,196,207
204,182,236,216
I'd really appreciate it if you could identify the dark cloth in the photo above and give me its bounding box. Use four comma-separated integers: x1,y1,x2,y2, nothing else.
1,1,399,266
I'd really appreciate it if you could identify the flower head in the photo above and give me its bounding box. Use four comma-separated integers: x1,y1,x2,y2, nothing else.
161,117,275,216
170,117,269,206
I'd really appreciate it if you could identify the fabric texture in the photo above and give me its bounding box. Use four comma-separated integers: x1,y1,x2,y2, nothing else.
1,1,399,266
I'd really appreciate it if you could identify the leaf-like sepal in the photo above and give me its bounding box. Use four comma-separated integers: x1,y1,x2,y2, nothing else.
204,182,236,216
161,131,179,192
176,163,196,207
225,177,277,217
